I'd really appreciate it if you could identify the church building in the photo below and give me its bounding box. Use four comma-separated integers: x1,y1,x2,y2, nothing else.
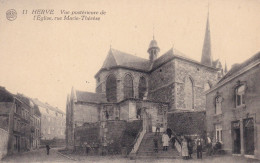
66,15,225,151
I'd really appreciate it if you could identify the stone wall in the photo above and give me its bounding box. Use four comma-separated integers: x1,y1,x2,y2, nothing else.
73,120,142,155
73,103,100,126
74,122,100,148
167,111,206,136
0,128,8,160
0,115,9,131
148,61,175,109
206,64,260,157
174,58,218,111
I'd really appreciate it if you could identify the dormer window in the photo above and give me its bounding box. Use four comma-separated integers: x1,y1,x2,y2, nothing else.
235,84,245,107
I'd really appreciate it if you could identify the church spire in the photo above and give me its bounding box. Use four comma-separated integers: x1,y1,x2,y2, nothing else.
201,8,212,67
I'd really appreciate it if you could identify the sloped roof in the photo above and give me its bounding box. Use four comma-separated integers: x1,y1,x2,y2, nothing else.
98,47,217,76
75,90,107,103
101,48,151,71
151,48,213,70
31,98,65,114
0,86,14,102
34,105,41,116
218,51,260,83
15,94,31,110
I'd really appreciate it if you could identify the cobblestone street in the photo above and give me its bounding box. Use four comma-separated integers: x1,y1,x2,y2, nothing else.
2,148,259,163
2,148,71,163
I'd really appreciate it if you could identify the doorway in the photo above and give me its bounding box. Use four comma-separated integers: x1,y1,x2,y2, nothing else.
232,121,241,154
244,118,254,155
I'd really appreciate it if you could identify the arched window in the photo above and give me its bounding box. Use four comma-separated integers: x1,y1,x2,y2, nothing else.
184,77,194,110
215,96,222,115
235,84,245,107
138,77,147,99
106,74,117,102
204,82,211,91
124,74,134,99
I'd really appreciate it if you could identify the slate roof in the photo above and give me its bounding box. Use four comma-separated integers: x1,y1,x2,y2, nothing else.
34,105,41,116
75,90,107,103
151,48,215,71
31,98,65,114
218,51,260,83
101,48,151,72
0,86,14,102
97,46,217,77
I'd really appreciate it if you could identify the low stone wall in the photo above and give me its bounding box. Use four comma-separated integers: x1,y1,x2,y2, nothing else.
0,128,9,160
120,120,142,154
73,120,142,155
167,111,206,136
74,122,100,149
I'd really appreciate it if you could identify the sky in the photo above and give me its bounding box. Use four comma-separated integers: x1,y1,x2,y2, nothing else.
0,0,259,112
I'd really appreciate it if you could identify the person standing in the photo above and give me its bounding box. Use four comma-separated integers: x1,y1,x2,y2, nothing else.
162,132,169,151
196,137,202,159
188,139,193,159
206,134,212,156
155,120,160,135
46,145,50,155
181,137,189,160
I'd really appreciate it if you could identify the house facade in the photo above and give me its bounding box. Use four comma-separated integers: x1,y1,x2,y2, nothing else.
0,87,41,157
32,98,66,141
206,52,260,159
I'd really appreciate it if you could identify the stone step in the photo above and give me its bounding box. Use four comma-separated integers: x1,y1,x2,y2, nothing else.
136,132,180,159
135,155,181,159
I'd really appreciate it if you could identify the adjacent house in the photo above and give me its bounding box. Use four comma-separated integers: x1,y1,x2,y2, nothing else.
206,52,260,159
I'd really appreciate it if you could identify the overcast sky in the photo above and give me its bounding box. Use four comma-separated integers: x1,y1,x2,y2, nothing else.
0,0,259,112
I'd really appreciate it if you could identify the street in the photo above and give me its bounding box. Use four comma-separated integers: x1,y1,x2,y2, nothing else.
2,148,259,163
2,148,71,163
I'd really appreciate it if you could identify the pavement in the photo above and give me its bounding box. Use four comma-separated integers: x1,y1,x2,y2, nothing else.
2,148,260,163
2,148,71,163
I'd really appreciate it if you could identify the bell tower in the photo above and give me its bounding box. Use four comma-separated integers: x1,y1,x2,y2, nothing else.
147,36,160,62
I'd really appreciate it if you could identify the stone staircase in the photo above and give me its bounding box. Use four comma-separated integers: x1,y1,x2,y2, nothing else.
136,132,181,159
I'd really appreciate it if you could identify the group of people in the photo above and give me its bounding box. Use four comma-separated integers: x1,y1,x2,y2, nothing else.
153,126,211,160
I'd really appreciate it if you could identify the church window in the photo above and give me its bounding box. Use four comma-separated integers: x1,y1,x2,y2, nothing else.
124,74,134,99
215,96,222,115
184,77,194,110
138,77,146,99
235,84,245,107
106,74,117,102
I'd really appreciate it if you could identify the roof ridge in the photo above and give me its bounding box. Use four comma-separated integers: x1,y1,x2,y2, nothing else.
109,49,118,66
111,48,148,61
